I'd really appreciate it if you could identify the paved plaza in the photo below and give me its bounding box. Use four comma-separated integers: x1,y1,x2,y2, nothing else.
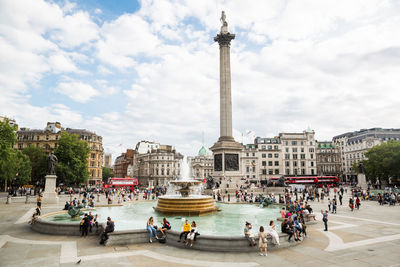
0,191,399,267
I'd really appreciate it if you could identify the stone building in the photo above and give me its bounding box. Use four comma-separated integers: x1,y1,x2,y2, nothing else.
133,143,183,187
113,149,135,178
15,122,103,185
240,144,258,181
333,128,400,182
103,153,112,168
315,141,341,177
254,137,283,179
279,129,317,176
188,146,214,179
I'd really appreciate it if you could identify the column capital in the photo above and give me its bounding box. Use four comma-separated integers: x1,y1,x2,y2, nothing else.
214,33,235,46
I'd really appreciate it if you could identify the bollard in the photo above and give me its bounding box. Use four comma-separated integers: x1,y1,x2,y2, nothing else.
25,194,29,204
6,195,11,204
228,194,230,202
97,194,100,202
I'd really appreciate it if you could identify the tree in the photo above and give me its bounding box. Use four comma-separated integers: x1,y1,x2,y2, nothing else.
364,140,400,183
23,145,47,186
102,166,113,182
54,132,90,186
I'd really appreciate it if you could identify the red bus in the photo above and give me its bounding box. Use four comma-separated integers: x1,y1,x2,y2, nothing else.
106,177,138,190
284,176,339,187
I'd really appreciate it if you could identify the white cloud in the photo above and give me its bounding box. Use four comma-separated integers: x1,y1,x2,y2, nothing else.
1,0,400,159
55,82,99,103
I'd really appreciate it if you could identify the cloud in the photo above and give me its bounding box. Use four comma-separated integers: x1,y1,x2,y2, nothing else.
55,82,99,103
1,0,400,160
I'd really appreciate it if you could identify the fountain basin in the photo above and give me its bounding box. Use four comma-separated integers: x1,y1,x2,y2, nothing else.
154,195,218,216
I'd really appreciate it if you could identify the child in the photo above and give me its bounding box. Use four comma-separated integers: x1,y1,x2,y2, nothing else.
186,229,196,248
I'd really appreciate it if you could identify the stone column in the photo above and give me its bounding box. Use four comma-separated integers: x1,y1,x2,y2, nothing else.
214,32,235,141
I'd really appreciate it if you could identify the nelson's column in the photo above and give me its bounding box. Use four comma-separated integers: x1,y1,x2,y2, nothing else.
210,11,243,182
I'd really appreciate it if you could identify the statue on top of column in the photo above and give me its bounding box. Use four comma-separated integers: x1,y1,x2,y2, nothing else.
220,11,228,34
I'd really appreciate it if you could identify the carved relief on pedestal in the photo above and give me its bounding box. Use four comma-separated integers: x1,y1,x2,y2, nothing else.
225,153,239,171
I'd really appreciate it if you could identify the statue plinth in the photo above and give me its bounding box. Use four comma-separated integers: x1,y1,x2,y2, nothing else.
42,174,59,204
357,173,367,189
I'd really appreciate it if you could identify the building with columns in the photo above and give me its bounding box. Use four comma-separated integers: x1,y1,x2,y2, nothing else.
133,143,183,187
315,141,342,177
15,122,103,185
188,146,214,179
333,128,400,182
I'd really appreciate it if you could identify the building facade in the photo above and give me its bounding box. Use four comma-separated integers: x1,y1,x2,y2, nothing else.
15,122,103,185
113,149,135,178
103,153,112,168
333,128,400,182
279,129,317,176
188,146,214,179
133,143,183,187
315,141,341,177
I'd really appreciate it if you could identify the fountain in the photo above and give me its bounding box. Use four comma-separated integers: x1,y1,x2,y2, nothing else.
153,156,218,216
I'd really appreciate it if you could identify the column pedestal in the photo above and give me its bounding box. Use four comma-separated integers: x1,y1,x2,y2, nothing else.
42,175,59,204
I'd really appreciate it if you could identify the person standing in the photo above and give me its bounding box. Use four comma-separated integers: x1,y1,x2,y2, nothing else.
332,198,337,214
349,198,354,211
81,214,89,237
328,198,331,212
355,197,361,210
339,193,343,205
321,210,328,231
257,226,268,256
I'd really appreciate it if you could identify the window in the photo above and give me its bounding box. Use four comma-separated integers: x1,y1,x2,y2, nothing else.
268,154,272,158
301,147,304,152
261,145,266,149
301,169,305,175
294,169,298,175
311,162,314,167
292,141,297,146
46,135,49,140
309,148,314,153
292,148,297,153
285,154,290,159
246,167,249,172
300,141,304,146
246,153,249,156
274,145,278,150
262,169,267,175
274,153,279,158
311,169,315,175
310,154,314,159
293,154,298,159
300,154,305,159
310,141,313,145
167,170,170,175
262,161,266,166
301,161,305,167
285,161,290,167
285,148,289,152
252,153,255,156
269,169,273,175
286,169,290,175
285,141,288,146
268,161,273,166
274,161,279,166
268,145,272,150
294,161,298,167
262,153,266,158
275,169,279,175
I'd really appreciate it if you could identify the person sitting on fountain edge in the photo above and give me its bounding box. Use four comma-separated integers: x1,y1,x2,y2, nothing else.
160,218,171,237
100,217,115,245
178,219,191,242
244,222,256,246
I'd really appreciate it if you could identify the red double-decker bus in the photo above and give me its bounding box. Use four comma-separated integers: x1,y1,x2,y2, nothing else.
284,176,339,187
105,177,138,190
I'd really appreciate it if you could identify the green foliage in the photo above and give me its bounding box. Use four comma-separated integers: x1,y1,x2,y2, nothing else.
23,145,47,185
0,118,17,149
352,162,359,173
54,132,89,186
102,166,113,182
364,140,400,183
0,119,31,190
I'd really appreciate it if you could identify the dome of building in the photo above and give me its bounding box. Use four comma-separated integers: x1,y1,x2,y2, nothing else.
198,146,207,156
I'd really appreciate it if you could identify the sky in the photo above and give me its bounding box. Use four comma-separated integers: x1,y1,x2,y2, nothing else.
1,0,400,161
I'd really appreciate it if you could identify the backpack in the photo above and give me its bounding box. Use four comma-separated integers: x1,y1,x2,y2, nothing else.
158,236,166,243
